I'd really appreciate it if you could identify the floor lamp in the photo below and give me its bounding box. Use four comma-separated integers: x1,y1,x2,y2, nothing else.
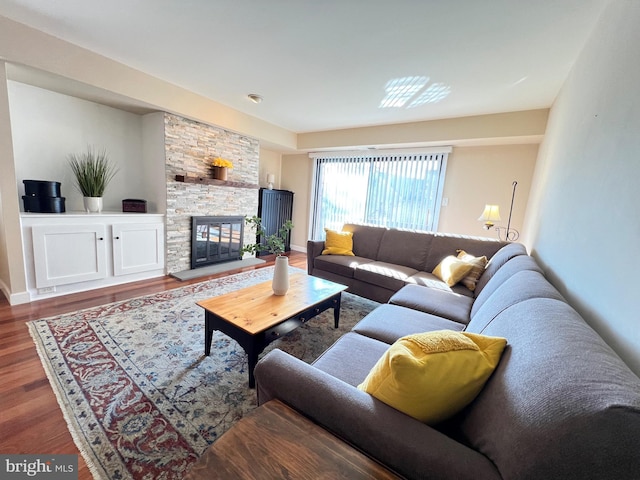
478,181,519,242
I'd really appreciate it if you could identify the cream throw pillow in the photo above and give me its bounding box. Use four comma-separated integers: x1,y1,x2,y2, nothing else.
457,250,488,292
432,255,475,287
322,228,355,256
357,330,507,424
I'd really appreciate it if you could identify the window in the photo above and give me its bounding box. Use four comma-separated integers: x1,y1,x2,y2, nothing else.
310,148,450,239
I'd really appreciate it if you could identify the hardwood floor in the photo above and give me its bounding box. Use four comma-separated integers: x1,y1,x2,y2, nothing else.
0,252,307,480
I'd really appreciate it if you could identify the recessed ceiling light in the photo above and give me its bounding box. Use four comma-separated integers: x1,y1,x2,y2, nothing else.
247,94,263,104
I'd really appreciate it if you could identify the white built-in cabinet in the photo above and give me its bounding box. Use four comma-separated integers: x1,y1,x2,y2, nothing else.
21,212,165,301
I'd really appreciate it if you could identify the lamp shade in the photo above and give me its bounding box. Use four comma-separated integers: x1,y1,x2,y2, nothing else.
478,204,501,223
267,173,275,184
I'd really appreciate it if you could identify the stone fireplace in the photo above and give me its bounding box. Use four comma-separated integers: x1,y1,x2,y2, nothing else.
163,113,260,274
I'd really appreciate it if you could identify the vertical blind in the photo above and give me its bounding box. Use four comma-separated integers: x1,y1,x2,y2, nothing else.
310,148,450,239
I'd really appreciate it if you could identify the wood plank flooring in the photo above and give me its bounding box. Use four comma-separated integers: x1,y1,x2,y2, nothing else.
0,252,307,480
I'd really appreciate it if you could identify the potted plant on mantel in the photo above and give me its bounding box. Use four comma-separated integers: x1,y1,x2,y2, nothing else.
211,157,233,181
68,146,118,213
242,215,294,295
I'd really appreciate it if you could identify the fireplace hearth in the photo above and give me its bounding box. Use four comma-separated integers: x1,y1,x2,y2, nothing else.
191,216,244,269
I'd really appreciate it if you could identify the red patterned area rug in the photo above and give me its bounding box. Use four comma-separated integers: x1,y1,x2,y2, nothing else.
28,267,378,479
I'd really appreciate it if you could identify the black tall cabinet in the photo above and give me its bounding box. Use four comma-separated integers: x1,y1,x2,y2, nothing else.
256,188,294,256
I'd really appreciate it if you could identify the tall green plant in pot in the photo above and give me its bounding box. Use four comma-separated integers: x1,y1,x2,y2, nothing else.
242,216,293,295
68,147,118,213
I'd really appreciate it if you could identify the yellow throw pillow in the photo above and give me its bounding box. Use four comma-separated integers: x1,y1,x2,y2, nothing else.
432,255,475,286
322,228,355,256
457,250,488,292
357,330,507,424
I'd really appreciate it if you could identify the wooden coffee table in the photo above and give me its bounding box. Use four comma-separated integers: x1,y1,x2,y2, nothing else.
184,399,401,479
197,273,347,387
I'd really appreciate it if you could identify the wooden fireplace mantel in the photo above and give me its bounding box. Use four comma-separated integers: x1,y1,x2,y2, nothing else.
174,174,259,189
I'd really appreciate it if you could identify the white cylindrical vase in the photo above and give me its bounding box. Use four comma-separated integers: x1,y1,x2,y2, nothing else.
272,255,290,295
84,196,103,213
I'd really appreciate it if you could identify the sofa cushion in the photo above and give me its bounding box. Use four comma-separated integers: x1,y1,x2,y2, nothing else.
425,234,506,272
342,223,387,259
432,255,475,287
406,271,475,298
466,270,565,334
354,261,418,291
322,228,355,255
353,304,465,344
389,284,474,325
456,250,488,292
474,242,528,295
313,254,373,279
457,298,640,480
376,229,433,271
471,254,545,316
357,330,507,424
406,271,451,290
312,332,390,387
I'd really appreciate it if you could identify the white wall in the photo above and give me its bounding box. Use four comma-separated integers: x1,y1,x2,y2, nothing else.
0,63,28,303
281,153,312,251
141,112,168,214
8,82,152,212
439,144,538,237
297,109,548,151
259,149,281,189
524,0,640,375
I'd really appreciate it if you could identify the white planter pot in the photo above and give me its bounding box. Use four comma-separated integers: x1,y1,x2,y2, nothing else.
272,255,290,295
84,197,103,213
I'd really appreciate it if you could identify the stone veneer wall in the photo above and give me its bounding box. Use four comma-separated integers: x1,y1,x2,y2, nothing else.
164,113,260,273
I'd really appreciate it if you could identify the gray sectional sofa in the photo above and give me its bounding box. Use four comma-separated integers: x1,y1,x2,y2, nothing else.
307,223,509,303
255,227,640,480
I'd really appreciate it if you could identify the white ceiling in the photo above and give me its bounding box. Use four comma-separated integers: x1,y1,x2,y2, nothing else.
0,0,610,133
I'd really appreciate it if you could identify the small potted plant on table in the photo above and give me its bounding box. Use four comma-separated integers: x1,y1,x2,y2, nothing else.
242,216,293,295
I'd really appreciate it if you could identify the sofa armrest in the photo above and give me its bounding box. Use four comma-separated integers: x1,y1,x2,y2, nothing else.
254,349,500,480
306,239,325,274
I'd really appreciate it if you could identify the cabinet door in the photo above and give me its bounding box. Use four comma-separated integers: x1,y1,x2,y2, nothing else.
32,224,108,288
112,223,165,276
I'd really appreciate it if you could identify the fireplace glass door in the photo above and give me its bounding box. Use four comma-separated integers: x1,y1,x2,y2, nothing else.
191,216,244,269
